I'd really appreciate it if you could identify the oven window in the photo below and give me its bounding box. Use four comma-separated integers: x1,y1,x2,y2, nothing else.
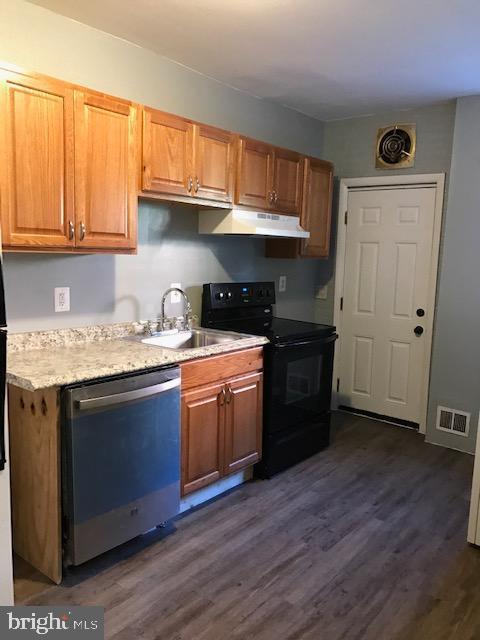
266,340,335,433
286,355,323,405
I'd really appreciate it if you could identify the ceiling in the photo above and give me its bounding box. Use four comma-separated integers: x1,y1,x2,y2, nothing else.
28,0,480,121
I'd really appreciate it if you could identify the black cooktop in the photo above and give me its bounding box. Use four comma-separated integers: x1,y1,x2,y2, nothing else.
216,317,335,343
202,282,335,344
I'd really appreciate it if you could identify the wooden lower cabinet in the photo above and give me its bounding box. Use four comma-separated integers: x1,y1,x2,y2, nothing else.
180,348,263,496
181,382,225,495
224,372,263,475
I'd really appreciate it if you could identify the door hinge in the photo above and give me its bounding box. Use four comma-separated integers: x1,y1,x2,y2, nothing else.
336,378,340,392
340,297,343,311
344,210,348,225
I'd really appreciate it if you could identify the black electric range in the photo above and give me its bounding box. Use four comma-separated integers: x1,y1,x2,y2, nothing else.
202,281,337,478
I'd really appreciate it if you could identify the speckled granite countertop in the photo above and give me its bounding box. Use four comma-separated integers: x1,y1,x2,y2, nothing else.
7,322,268,391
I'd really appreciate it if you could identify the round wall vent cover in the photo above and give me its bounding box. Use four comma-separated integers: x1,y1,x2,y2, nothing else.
375,124,416,169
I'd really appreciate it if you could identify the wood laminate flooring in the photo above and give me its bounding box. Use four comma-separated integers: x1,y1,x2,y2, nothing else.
19,412,479,640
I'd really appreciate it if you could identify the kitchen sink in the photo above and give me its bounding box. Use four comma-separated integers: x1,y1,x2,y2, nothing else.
141,328,251,350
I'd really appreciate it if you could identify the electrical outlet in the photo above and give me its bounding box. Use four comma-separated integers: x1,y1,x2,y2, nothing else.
279,275,287,293
170,282,182,303
54,287,70,313
316,284,328,300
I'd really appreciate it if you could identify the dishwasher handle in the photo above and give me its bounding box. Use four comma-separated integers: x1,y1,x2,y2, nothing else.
76,378,180,412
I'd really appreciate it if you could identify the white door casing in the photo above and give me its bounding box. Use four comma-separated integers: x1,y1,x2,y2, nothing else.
333,175,445,433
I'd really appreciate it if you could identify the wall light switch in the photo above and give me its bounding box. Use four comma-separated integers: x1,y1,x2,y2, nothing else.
279,275,287,293
54,287,70,313
170,283,182,303
316,284,328,300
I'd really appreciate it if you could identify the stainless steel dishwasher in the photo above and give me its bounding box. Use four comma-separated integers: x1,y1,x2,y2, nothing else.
62,366,180,566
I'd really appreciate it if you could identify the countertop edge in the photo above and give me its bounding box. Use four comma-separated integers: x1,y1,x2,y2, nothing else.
6,336,269,392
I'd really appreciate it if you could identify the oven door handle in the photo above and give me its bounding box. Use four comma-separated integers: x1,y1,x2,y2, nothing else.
76,378,180,411
275,333,338,349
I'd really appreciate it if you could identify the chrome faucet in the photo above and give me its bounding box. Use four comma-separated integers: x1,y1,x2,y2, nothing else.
160,287,193,332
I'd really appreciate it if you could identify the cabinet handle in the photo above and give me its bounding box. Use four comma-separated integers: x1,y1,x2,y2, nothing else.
219,388,226,406
226,386,232,404
79,222,86,241
68,220,75,241
187,176,193,193
273,190,278,204
268,191,274,205
194,177,200,193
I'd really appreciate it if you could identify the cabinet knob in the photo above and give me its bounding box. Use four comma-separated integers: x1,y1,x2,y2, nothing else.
68,220,75,241
79,222,86,241
194,177,200,193
187,176,193,193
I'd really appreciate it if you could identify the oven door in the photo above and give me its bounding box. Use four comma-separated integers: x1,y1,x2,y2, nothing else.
264,334,337,433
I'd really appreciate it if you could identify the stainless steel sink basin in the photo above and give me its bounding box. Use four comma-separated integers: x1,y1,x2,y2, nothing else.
141,328,250,351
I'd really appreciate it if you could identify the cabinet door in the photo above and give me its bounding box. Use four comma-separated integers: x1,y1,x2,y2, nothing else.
300,158,333,258
235,137,273,209
193,124,234,203
142,108,194,197
0,71,75,248
224,372,263,475
181,383,225,496
74,90,137,250
271,148,303,215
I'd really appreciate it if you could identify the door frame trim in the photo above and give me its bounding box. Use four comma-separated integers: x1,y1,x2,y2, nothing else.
332,173,446,434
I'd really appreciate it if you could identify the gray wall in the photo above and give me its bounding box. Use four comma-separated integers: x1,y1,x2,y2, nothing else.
426,96,480,453
1,0,326,332
321,102,474,450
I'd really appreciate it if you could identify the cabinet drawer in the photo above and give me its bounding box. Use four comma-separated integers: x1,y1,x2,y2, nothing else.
180,347,263,391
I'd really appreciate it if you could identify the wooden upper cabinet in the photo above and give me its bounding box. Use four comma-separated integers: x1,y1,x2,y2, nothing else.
265,158,334,259
224,372,263,475
0,71,75,248
74,90,137,250
181,382,225,496
235,137,303,215
236,137,273,209
300,158,333,258
142,108,194,197
272,148,303,215
193,124,234,203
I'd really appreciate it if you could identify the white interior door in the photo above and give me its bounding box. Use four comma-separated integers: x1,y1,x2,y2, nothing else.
338,187,436,424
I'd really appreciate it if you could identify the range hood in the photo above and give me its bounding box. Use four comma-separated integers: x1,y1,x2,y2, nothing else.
198,209,310,239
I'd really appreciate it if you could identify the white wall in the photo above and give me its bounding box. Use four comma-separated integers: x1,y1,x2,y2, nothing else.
0,402,13,605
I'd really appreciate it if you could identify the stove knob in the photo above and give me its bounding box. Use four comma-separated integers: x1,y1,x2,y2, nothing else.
216,292,225,300
226,291,233,299
257,289,264,298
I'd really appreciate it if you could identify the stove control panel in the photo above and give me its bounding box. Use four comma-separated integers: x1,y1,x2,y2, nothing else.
203,282,276,309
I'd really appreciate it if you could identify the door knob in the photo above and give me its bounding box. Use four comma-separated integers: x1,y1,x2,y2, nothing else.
414,325,424,336
416,308,425,317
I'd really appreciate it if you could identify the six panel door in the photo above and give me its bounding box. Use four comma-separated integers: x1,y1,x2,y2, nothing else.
181,382,225,496
236,137,273,209
271,148,303,215
0,71,75,248
194,124,234,202
339,187,437,423
224,372,263,475
142,108,194,197
74,90,137,250
300,158,333,257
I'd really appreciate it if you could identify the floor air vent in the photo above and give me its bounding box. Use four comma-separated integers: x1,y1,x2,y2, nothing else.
436,406,470,437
